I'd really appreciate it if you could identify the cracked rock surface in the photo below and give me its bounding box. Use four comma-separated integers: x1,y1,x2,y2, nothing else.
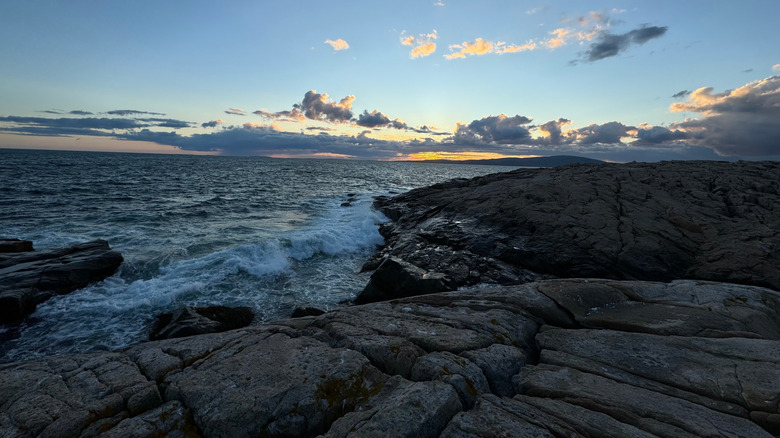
3,161,780,437
360,161,780,301
1,279,779,437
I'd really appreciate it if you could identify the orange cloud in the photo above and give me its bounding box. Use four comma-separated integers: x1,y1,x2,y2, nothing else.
401,30,438,59
324,39,350,51
446,37,536,59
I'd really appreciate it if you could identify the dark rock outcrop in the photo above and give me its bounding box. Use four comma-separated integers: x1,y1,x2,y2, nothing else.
1,279,778,437
360,161,780,302
0,240,123,323
150,306,254,340
0,239,33,253
291,306,326,318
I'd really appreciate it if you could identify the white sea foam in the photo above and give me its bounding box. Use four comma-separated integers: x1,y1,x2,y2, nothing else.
2,197,388,361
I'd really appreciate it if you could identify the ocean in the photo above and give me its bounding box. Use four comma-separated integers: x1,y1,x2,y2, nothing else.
0,149,517,362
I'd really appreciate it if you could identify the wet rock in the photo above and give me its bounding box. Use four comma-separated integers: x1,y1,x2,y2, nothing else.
355,256,454,304
291,306,326,318
150,305,254,340
0,240,123,323
0,239,33,253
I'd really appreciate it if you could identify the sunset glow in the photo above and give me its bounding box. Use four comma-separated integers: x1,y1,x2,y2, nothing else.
1,1,778,161
399,152,542,161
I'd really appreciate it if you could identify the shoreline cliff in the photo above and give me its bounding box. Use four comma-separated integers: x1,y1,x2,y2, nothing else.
2,160,780,437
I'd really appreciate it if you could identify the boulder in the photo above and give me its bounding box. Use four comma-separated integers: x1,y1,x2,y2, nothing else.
291,306,326,318
150,305,254,340
355,256,455,304
0,240,123,323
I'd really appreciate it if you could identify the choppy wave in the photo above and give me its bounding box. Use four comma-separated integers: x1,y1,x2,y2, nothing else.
1,197,387,361
0,149,518,362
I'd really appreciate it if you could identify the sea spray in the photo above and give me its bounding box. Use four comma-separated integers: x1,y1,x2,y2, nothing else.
0,149,518,361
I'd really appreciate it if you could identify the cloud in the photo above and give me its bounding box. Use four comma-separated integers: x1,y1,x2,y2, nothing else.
0,115,192,138
297,90,354,123
111,124,405,158
568,121,634,144
356,110,391,128
39,110,62,115
324,39,350,51
201,119,225,128
107,109,165,116
253,108,306,121
464,114,534,144
535,118,572,144
69,110,94,115
306,126,335,132
355,110,410,130
669,75,780,155
444,11,609,60
401,30,438,59
773,64,780,72
633,125,687,145
582,25,668,62
224,108,246,116
672,90,691,98
445,38,536,60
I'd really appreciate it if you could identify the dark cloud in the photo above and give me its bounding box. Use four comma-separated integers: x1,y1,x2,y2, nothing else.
411,125,449,135
1,115,143,130
224,108,246,116
69,110,94,115
297,90,354,123
39,110,62,115
201,120,224,128
138,118,191,128
356,110,391,128
536,118,571,144
583,25,668,62
672,90,691,98
306,126,336,132
669,76,780,155
466,114,534,144
114,124,400,158
743,69,754,73
570,121,634,144
634,125,687,145
0,115,192,137
355,110,410,130
107,109,165,116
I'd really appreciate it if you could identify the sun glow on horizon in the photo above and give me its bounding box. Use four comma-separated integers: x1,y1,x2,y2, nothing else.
395,151,542,161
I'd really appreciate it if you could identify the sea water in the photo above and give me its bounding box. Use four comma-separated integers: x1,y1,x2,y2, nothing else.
0,149,517,362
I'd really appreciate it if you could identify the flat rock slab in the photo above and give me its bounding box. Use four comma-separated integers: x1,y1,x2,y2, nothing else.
0,240,123,323
362,161,780,302
2,279,780,437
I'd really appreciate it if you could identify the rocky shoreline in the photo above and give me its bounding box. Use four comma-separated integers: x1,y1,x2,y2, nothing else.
2,160,780,437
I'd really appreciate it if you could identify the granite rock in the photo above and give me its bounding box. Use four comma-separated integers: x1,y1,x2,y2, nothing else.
2,279,778,437
361,161,780,301
0,240,123,323
150,306,254,340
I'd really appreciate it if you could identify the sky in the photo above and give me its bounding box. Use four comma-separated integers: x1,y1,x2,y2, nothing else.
1,1,779,162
